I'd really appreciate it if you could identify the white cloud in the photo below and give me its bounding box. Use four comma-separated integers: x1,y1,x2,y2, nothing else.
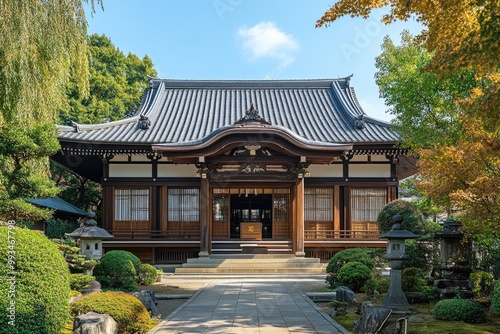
237,22,299,68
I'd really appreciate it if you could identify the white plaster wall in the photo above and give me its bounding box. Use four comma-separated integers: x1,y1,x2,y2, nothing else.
110,154,129,162
157,164,198,177
350,155,368,162
109,164,151,177
349,164,391,177
370,155,389,162
308,164,343,177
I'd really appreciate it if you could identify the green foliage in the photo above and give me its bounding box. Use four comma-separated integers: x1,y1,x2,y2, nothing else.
70,274,95,291
0,226,70,333
475,245,500,279
402,267,428,292
404,239,440,273
377,199,425,235
45,218,80,239
0,0,102,223
337,261,375,293
492,281,500,315
325,248,382,288
432,298,486,324
71,291,154,333
50,161,102,216
60,34,157,125
374,31,476,150
138,263,158,285
93,250,141,291
469,271,495,299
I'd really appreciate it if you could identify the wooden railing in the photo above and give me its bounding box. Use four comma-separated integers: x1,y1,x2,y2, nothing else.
108,229,380,240
109,230,201,240
304,229,381,240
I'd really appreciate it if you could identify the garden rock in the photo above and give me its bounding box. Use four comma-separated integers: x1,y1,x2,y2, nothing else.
336,286,356,305
81,281,102,295
353,304,392,334
73,311,118,334
132,289,158,316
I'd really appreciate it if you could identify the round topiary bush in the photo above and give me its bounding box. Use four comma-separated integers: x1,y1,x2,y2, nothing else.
378,199,425,235
71,291,154,333
93,250,141,291
0,225,70,333
432,298,486,324
138,263,158,285
337,261,375,293
326,248,381,288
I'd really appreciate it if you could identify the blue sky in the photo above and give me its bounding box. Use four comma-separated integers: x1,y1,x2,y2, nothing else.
86,1,422,122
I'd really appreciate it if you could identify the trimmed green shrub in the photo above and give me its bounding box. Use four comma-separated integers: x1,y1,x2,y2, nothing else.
138,263,158,285
0,226,70,333
402,267,428,292
337,261,375,293
377,199,425,235
470,271,494,298
71,291,154,333
432,298,486,324
326,248,382,288
70,273,95,291
492,281,500,315
93,250,141,291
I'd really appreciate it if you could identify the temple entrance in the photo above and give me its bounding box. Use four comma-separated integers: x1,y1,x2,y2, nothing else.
230,194,272,239
211,188,291,241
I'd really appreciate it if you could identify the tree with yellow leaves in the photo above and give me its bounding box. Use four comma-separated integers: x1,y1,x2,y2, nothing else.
318,1,499,244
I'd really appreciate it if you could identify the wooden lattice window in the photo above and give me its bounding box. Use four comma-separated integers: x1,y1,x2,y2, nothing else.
168,188,200,222
304,188,334,238
212,190,230,239
351,188,387,236
273,189,290,238
113,188,150,232
114,188,149,222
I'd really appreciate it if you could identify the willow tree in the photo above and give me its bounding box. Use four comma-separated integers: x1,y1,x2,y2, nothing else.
0,0,102,223
317,1,500,244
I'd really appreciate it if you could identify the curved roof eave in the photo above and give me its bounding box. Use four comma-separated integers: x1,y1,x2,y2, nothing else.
152,123,353,153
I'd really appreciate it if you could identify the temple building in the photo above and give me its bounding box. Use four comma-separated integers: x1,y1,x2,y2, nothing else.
53,77,416,263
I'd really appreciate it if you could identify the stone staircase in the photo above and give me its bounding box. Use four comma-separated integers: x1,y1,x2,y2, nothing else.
174,254,326,275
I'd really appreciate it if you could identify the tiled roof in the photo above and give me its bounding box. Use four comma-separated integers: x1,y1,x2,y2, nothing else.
58,78,397,145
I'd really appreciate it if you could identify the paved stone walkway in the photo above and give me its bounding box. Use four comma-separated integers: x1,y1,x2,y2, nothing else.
149,278,348,334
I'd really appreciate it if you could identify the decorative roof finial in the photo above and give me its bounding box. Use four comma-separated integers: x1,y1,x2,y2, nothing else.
235,104,271,125
138,115,151,130
353,115,365,130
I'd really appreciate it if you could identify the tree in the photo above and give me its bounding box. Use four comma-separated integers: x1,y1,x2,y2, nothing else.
54,34,157,216
59,34,157,125
374,31,476,150
0,0,102,222
317,1,500,245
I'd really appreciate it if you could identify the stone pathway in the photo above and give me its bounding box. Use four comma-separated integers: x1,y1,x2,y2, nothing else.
149,278,348,334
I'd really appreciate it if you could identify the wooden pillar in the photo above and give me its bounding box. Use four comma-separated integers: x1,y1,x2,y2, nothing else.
295,178,305,257
333,185,340,238
199,178,210,257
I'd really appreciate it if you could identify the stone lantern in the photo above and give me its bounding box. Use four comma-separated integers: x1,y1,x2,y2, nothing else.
66,212,114,260
434,218,472,298
379,214,419,311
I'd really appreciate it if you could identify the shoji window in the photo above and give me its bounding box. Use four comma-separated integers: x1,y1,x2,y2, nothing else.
114,188,150,222
351,188,387,237
351,188,387,223
167,188,200,222
305,188,333,222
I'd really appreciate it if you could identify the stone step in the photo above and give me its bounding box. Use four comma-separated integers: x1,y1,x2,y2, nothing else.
180,262,325,269
185,257,320,264
174,267,326,275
